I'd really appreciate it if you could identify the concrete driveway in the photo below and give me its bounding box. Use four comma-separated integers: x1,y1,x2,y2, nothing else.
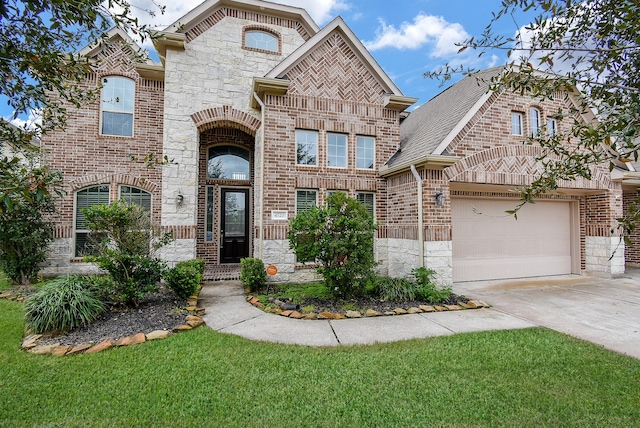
453,271,640,359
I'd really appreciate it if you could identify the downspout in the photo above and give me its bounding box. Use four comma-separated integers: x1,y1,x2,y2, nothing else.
253,92,266,260
410,165,424,267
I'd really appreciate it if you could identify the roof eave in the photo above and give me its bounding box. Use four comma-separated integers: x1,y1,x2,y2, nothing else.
379,155,460,177
384,95,418,111
251,77,291,108
152,31,186,65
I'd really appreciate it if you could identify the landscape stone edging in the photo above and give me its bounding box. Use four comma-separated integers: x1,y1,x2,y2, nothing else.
246,295,491,320
0,287,207,357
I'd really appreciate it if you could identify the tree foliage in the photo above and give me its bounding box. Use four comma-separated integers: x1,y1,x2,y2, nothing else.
0,154,62,284
83,199,173,307
426,0,640,206
288,192,377,299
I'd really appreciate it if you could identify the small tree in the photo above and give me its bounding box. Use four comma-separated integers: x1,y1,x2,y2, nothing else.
0,155,62,284
83,199,173,307
288,192,377,298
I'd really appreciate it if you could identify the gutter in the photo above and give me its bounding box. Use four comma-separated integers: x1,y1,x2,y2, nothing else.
253,92,266,259
410,165,424,268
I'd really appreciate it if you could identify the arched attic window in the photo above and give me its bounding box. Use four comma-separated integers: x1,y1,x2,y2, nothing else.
243,29,279,53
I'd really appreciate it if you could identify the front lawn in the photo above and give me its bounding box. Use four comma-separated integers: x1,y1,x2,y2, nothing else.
1,298,639,426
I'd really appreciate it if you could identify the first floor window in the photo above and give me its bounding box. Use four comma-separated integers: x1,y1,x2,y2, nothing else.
327,133,347,168
511,112,523,135
356,192,375,218
356,136,375,169
296,189,317,215
120,185,151,210
75,185,110,256
296,130,318,166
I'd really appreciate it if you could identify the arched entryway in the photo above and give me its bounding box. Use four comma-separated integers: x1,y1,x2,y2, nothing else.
197,127,255,266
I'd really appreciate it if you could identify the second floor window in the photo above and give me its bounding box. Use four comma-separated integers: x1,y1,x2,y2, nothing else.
327,133,347,168
511,112,523,135
530,108,541,137
356,136,375,169
101,76,134,137
296,130,318,166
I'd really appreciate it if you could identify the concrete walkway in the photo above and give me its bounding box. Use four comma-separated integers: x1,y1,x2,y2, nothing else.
199,273,640,358
198,281,535,347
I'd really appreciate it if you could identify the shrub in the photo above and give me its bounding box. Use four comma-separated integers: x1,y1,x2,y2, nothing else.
374,276,423,301
164,259,204,299
24,275,105,334
288,192,377,299
240,258,267,292
413,267,452,302
83,200,173,307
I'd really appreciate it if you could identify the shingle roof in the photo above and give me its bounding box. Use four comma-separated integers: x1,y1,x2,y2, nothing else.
386,67,504,168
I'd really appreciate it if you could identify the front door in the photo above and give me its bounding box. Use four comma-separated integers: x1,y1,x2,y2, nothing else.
220,188,249,263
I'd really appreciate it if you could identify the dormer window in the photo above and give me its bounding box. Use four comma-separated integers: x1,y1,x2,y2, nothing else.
243,28,279,53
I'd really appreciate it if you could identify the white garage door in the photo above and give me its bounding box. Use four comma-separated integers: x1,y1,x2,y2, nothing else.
452,198,573,282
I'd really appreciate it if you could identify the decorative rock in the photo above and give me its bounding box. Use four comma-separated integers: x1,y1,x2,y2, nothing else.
280,310,293,317
434,306,446,311
345,310,362,318
466,300,480,309
21,334,43,349
384,311,396,316
253,302,265,308
303,313,318,320
85,339,113,354
318,311,335,320
289,311,302,319
458,301,472,309
0,292,11,298
479,300,490,308
419,305,436,312
30,344,59,355
52,345,72,357
146,330,171,340
365,309,382,317
185,315,202,322
172,324,192,332
444,304,462,311
195,307,206,314
187,298,198,306
249,297,260,305
393,308,408,315
67,343,92,355
186,319,204,328
334,314,346,320
115,333,146,347
185,305,197,311
407,307,422,314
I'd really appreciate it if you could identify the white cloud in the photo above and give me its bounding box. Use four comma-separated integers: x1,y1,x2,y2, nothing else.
267,0,350,25
8,109,41,131
364,13,469,58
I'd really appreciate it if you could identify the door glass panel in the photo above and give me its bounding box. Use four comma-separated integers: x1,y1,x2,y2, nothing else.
206,186,214,242
224,192,246,237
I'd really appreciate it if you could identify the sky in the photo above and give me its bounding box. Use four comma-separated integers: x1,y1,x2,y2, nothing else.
3,0,535,126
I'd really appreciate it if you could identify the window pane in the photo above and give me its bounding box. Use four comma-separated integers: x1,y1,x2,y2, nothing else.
511,113,522,135
547,118,557,137
296,130,317,165
356,192,375,217
327,133,347,168
206,186,214,242
530,108,540,136
356,136,374,169
120,186,151,210
296,190,317,214
245,30,278,52
102,111,133,137
208,146,250,179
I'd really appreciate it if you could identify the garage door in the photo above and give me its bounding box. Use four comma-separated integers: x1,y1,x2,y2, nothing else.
452,198,573,282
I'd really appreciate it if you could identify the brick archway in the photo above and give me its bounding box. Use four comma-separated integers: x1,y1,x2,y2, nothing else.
191,106,261,136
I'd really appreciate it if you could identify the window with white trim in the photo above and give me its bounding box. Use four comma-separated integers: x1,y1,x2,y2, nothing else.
296,130,317,166
101,76,134,137
547,118,557,137
511,112,523,135
296,189,317,215
356,136,375,169
530,107,541,136
75,185,110,256
356,192,375,218
244,30,278,52
327,133,347,168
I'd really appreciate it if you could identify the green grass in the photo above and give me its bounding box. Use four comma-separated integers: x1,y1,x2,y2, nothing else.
0,271,9,290
0,299,639,427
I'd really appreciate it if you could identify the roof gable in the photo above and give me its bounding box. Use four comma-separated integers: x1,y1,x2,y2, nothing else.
162,0,319,42
265,17,408,101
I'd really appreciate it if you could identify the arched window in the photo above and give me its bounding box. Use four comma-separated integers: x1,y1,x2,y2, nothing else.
101,76,135,136
208,146,250,180
244,30,278,52
120,185,151,210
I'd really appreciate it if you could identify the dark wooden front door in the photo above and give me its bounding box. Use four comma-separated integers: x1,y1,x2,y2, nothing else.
220,188,249,263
